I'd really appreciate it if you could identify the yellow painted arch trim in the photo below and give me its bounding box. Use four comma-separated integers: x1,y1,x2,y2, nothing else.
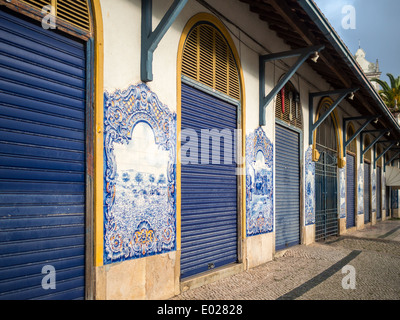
312,97,346,168
91,0,104,267
176,13,247,250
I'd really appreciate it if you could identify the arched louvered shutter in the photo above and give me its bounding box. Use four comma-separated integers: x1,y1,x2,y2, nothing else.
19,0,50,10
56,0,91,32
182,24,240,101
12,1,91,35
275,82,303,130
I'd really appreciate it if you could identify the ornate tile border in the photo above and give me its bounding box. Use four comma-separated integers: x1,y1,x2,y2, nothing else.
245,127,274,237
103,83,177,264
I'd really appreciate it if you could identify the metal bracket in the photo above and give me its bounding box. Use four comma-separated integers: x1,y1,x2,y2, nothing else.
385,150,400,168
342,115,378,156
259,45,325,126
141,0,188,82
360,130,390,164
375,141,396,169
309,88,358,145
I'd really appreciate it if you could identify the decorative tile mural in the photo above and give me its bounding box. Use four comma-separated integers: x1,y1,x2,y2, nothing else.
372,169,376,212
382,174,386,210
103,83,177,264
339,167,346,219
357,164,364,215
305,146,315,225
245,127,274,237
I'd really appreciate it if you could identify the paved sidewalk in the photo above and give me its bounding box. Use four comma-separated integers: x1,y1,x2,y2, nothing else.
172,219,400,300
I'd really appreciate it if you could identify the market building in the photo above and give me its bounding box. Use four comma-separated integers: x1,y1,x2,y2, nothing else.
1,0,400,300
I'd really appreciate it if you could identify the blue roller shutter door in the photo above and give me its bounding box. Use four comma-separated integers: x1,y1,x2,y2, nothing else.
364,163,371,223
180,83,238,279
346,154,356,228
386,187,390,217
0,10,86,299
377,167,382,220
391,188,398,214
275,125,300,251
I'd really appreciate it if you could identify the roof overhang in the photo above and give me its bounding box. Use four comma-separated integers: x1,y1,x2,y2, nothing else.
239,0,400,142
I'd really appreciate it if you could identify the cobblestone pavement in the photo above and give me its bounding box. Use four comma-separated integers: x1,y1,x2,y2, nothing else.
172,220,400,300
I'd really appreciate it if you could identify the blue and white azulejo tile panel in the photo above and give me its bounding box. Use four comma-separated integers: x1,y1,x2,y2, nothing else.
372,169,376,212
339,167,346,219
103,83,177,264
305,146,315,225
357,164,364,215
245,128,274,237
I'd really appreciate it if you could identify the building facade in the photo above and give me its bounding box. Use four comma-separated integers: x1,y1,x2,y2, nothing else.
354,46,382,92
1,0,400,300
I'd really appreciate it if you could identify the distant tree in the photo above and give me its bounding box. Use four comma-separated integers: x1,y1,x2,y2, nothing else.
157,173,166,185
149,174,155,184
135,172,143,184
122,172,130,183
372,73,400,111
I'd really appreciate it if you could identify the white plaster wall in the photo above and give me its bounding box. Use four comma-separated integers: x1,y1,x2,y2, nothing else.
101,0,141,91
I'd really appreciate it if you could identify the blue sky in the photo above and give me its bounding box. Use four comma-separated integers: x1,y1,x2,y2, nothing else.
314,0,400,84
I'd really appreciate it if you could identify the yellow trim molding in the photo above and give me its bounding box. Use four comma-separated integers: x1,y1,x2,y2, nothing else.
176,12,247,250
91,0,104,267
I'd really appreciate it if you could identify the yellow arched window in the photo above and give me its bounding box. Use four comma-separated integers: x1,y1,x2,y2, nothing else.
181,22,241,101
275,81,303,130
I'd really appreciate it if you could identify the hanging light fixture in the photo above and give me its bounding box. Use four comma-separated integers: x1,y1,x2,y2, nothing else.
311,51,319,63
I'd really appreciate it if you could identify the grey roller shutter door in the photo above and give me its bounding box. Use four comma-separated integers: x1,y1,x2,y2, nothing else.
275,125,300,251
180,83,238,279
346,154,355,228
364,163,371,223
